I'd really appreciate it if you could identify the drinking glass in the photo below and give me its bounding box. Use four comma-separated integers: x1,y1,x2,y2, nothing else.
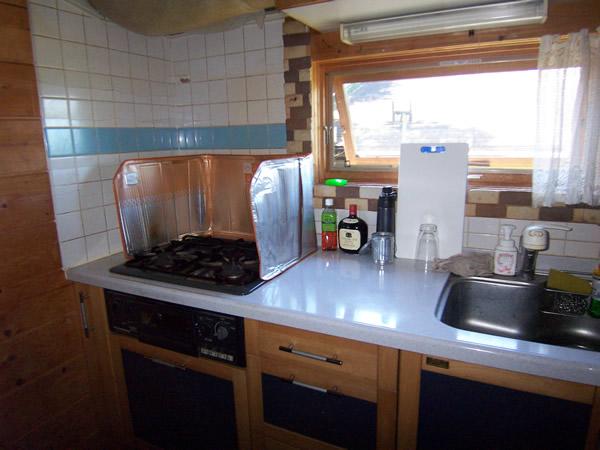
415,224,439,271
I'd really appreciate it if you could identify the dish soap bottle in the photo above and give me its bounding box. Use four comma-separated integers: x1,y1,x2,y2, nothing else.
321,198,337,251
338,204,368,254
494,224,517,276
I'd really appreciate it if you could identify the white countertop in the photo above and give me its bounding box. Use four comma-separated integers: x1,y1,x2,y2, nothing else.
67,251,600,386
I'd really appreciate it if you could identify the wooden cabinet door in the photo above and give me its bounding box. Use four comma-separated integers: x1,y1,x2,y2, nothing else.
246,319,398,450
397,352,600,450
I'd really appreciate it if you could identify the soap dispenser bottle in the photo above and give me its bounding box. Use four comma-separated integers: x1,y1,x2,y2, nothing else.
494,224,517,276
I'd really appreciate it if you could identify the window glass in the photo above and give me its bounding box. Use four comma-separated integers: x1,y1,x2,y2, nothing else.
331,68,574,171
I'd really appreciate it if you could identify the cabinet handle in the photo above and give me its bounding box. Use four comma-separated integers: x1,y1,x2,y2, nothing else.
284,375,340,396
278,345,343,366
78,292,90,338
146,356,186,371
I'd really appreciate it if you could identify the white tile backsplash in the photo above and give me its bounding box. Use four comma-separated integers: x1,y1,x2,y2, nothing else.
83,16,107,47
58,11,84,42
29,4,60,38
32,7,285,269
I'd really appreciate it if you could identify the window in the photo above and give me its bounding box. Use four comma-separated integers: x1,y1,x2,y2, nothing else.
317,43,543,185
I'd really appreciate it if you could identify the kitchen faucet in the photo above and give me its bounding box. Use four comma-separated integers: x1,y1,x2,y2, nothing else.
518,224,572,280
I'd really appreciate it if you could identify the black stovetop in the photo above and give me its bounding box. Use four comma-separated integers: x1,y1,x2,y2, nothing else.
110,235,266,295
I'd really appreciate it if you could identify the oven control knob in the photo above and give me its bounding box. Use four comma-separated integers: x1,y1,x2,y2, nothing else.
215,323,229,341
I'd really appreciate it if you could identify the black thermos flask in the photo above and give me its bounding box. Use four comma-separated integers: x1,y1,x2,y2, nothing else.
376,186,397,234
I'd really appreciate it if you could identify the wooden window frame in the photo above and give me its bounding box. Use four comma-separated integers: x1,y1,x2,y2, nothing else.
313,39,542,186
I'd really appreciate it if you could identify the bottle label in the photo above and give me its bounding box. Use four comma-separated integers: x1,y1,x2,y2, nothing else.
342,218,359,224
339,229,361,250
322,222,336,232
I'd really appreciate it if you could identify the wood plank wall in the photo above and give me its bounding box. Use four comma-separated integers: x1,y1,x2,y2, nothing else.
0,1,98,447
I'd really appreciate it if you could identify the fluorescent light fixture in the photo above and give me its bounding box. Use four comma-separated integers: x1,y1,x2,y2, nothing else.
340,0,548,45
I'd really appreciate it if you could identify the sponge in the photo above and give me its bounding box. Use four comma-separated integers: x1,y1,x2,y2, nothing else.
547,269,592,295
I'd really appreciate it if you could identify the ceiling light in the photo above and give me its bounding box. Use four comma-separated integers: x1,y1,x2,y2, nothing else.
340,0,548,45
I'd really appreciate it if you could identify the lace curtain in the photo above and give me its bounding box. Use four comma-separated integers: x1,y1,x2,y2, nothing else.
533,28,600,207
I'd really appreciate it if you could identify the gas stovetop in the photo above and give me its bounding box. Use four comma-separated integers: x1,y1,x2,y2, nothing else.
110,234,266,295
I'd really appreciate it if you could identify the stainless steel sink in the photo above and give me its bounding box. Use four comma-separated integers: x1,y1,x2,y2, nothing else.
436,276,600,352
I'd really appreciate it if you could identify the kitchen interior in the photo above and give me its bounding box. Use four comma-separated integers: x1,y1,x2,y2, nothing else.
1,0,600,449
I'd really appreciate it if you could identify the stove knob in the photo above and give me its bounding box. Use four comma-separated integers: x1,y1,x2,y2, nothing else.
215,323,229,341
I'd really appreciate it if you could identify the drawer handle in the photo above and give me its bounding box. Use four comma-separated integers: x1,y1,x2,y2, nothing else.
285,375,340,396
278,345,343,366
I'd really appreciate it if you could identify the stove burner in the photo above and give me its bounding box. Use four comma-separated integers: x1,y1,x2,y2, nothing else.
113,234,265,295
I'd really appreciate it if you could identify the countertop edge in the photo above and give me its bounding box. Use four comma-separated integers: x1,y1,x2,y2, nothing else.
66,255,600,387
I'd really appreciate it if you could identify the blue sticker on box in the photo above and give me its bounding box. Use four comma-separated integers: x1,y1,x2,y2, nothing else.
420,146,446,154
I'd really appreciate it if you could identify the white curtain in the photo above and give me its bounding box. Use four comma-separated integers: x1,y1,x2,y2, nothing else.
534,28,600,207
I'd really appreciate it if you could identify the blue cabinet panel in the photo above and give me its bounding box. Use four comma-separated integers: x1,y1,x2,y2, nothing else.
418,370,591,450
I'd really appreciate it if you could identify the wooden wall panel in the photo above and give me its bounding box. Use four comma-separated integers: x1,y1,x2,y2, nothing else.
0,355,90,443
0,119,47,176
0,314,83,395
0,2,96,448
0,3,32,64
13,395,99,450
0,222,62,287
0,62,41,118
0,285,77,343
0,172,55,229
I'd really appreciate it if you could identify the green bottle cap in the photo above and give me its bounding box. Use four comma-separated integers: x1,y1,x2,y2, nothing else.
325,178,348,186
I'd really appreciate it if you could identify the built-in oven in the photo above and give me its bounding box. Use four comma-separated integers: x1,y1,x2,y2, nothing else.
104,289,248,449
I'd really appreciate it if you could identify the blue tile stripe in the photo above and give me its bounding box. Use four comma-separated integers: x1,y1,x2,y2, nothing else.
44,124,288,157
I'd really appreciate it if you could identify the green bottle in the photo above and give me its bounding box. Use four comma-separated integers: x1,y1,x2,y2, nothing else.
321,198,337,251
589,266,600,318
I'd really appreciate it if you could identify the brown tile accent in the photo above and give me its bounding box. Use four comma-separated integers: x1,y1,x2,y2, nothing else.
284,70,299,83
314,184,336,197
289,56,311,70
302,141,312,152
286,118,308,130
283,33,311,47
475,204,507,218
284,45,310,59
499,190,532,206
284,83,296,95
583,209,600,224
285,94,303,108
467,190,499,204
283,19,308,34
333,197,345,209
344,198,369,211
539,207,573,222
506,206,540,220
336,186,360,198
290,104,311,120
286,129,294,141
465,203,477,217
299,69,311,82
287,140,303,152
367,198,378,211
296,81,310,94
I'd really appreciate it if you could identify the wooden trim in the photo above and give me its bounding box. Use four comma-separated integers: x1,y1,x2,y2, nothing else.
314,37,543,183
421,355,596,405
232,368,252,450
276,0,332,9
246,353,265,450
396,351,421,450
585,388,600,450
376,346,398,450
263,423,344,450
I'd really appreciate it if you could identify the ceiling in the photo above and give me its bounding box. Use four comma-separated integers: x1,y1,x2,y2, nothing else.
282,0,512,32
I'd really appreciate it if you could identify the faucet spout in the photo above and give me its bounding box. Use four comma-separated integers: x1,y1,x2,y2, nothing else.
517,223,572,278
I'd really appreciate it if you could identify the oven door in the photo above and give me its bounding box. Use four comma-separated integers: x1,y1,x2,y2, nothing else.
137,300,198,356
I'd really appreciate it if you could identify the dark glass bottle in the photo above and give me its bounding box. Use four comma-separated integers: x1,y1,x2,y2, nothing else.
338,204,368,254
376,186,397,234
